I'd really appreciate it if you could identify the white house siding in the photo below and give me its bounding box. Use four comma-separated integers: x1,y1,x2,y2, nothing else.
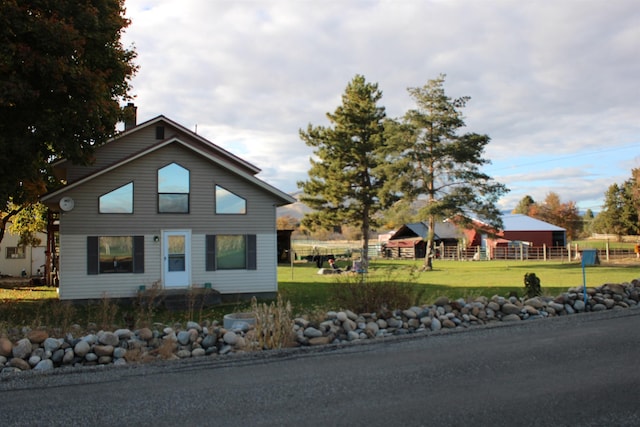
191,233,277,294
57,233,276,300
0,229,46,277
57,234,161,300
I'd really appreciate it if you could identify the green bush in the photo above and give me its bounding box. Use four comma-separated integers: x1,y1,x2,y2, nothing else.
523,272,542,298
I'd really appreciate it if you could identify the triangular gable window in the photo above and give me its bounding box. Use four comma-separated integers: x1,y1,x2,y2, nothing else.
215,185,246,214
99,182,133,214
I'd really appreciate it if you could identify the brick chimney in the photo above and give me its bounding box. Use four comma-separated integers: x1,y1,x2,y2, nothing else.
123,102,137,130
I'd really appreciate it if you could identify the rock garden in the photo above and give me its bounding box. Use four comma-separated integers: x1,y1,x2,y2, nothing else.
1,277,639,375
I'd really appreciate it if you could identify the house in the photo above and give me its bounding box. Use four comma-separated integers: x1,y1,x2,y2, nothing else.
40,112,295,300
384,221,462,259
0,226,46,278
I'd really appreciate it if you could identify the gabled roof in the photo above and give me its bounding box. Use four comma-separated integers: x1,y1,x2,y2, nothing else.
501,214,565,232
51,115,262,176
390,221,461,241
41,117,296,206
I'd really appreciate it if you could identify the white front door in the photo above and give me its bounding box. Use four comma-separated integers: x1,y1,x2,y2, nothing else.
162,230,191,288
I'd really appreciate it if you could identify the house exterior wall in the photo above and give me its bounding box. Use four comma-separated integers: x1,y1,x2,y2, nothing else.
57,233,276,300
56,143,280,300
0,230,46,277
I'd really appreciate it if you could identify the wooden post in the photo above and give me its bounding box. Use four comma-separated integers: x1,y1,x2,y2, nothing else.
543,243,547,261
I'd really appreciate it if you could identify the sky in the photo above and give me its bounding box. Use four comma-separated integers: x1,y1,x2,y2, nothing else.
120,0,640,212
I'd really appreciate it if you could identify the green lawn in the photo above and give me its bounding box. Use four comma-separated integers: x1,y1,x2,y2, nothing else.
278,258,640,310
1,259,638,333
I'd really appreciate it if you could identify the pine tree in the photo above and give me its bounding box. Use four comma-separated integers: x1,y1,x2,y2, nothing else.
385,75,508,270
298,75,392,265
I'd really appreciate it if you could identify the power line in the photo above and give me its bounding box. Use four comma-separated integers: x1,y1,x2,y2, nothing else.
488,143,640,173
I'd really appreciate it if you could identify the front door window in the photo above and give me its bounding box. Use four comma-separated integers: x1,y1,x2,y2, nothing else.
163,230,190,287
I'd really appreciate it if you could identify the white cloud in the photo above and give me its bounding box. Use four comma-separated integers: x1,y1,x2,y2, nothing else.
122,0,640,209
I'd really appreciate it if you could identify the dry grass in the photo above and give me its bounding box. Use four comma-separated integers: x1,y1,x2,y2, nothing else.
250,295,295,350
134,281,165,328
328,268,425,313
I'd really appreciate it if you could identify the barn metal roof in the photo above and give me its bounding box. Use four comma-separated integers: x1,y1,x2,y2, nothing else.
501,214,565,231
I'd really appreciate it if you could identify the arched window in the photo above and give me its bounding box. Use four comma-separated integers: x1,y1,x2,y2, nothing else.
158,163,190,213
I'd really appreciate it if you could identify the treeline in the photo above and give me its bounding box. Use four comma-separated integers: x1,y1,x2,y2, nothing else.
503,168,640,241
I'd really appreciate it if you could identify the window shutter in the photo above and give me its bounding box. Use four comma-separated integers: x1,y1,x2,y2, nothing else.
247,234,257,270
205,235,216,271
133,236,145,273
87,236,99,275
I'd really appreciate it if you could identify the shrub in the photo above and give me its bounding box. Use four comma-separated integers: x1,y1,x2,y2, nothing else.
523,273,542,298
329,268,424,313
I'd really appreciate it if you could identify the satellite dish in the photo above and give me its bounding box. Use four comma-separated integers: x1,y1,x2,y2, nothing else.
59,196,75,212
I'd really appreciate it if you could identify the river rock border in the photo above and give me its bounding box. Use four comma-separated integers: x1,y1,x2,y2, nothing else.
1,279,639,374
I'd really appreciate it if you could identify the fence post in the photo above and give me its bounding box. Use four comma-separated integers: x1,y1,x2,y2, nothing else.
543,243,547,261
606,240,610,262
567,244,570,262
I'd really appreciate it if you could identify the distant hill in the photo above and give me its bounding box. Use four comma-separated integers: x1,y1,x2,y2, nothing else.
277,191,311,220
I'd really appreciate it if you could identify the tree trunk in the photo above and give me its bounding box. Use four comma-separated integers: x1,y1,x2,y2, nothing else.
422,215,436,271
362,208,370,269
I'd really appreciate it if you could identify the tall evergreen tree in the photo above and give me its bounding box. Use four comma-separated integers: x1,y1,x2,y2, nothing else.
592,184,635,236
385,75,508,270
298,75,392,265
591,170,640,237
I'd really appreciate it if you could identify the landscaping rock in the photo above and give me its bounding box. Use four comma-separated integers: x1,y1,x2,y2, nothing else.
0,337,12,357
303,327,323,338
138,328,153,341
9,357,30,371
27,329,48,344
501,303,521,316
3,278,640,375
223,331,238,345
94,345,114,357
34,359,54,372
74,340,91,357
98,331,119,346
12,338,32,360
43,338,61,353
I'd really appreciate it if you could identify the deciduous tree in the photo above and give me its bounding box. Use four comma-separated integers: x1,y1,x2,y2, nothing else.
0,0,137,242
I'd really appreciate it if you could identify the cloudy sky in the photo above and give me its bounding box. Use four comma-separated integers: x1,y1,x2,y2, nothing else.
121,0,639,212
